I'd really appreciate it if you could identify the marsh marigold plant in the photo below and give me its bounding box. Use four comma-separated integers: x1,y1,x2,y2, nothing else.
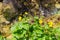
18,16,22,21
39,19,43,24
48,21,54,27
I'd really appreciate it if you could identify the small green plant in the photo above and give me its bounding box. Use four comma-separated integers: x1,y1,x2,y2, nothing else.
11,16,60,40
0,35,6,40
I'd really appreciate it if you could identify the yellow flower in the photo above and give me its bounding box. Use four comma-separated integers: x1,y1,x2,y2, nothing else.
18,16,22,21
24,2,27,5
48,21,53,27
39,19,43,24
25,12,28,14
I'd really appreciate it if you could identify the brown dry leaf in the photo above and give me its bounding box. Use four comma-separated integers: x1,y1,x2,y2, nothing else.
6,34,13,40
1,25,11,37
55,3,60,8
0,15,7,23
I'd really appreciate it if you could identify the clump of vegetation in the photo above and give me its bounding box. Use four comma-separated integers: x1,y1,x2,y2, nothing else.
10,16,60,40
0,35,6,40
